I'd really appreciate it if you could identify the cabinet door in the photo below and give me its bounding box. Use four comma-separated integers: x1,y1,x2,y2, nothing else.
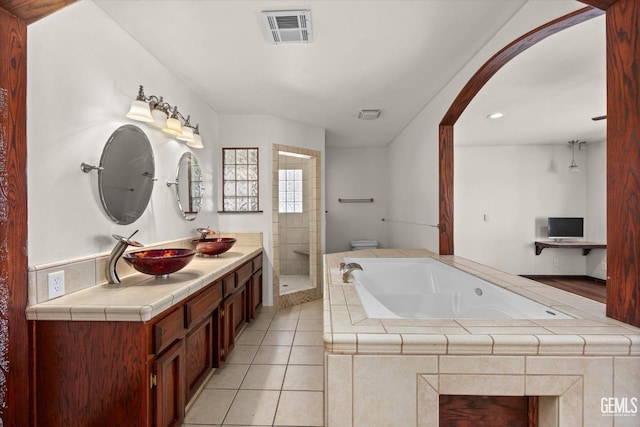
222,286,248,360
185,316,214,402
232,286,248,337
250,269,263,318
153,340,185,427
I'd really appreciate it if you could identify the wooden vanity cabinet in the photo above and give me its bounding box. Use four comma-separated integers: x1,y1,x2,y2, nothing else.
248,253,263,318
32,259,259,427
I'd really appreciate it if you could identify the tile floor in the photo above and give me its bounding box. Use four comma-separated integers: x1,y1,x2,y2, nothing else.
183,299,325,427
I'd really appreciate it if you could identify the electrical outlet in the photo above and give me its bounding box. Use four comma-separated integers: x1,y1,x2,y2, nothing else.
48,271,65,299
601,262,607,271
553,259,559,266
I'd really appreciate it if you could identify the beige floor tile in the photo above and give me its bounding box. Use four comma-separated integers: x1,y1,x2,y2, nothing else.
245,317,272,331
236,329,267,345
283,365,324,391
184,388,236,425
268,317,299,331
288,346,324,365
262,330,295,346
296,318,323,331
298,309,324,320
293,331,324,346
224,390,280,425
240,364,287,390
253,345,292,365
205,364,250,389
272,311,301,322
273,391,324,426
225,345,259,364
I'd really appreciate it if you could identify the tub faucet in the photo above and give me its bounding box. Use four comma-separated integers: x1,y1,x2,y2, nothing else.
340,262,363,283
106,231,143,284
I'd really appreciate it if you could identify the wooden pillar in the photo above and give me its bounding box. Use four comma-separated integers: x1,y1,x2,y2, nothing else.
605,0,640,327
439,125,454,255
0,6,29,426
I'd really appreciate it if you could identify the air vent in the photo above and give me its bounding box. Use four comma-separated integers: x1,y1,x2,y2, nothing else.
262,10,312,44
357,109,382,120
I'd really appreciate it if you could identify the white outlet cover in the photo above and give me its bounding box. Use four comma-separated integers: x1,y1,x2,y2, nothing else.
48,270,65,299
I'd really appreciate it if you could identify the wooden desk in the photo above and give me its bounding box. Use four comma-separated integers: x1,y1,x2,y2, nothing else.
534,241,606,256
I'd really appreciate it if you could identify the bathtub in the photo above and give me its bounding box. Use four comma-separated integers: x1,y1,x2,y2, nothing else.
344,257,570,319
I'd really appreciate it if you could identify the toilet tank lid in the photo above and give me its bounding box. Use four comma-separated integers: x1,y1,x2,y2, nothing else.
350,240,378,246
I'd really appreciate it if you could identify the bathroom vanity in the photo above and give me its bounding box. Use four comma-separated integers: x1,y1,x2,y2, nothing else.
27,246,262,427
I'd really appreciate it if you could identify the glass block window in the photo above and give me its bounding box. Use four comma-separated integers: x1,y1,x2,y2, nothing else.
278,169,303,213
222,148,259,212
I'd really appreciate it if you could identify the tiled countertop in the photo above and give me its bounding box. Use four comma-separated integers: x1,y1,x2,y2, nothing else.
26,245,262,322
323,249,640,356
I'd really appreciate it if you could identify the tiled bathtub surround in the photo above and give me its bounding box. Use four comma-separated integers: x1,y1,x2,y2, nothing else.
323,249,640,427
28,232,262,305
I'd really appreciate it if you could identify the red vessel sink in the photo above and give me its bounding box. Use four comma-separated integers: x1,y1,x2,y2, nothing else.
191,237,236,256
123,248,196,277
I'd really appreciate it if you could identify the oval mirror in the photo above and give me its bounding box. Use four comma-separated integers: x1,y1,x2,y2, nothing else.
98,125,155,225
170,152,203,221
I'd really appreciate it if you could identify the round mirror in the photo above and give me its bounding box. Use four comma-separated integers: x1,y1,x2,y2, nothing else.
98,125,155,225
171,152,203,221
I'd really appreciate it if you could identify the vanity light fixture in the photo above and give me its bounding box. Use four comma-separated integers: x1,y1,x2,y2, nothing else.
176,115,195,143
126,85,204,148
186,125,204,149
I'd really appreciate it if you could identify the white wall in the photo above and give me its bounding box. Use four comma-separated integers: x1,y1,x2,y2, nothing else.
325,147,389,253
27,1,219,266
455,144,593,275
586,141,607,279
387,2,587,255
217,115,325,305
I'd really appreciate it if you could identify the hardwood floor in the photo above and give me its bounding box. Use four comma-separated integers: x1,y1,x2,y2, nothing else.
522,276,606,303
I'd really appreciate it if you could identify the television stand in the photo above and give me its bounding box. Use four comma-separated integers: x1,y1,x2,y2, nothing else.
534,240,606,256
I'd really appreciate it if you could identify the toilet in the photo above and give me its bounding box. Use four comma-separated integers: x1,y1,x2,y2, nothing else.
350,240,378,251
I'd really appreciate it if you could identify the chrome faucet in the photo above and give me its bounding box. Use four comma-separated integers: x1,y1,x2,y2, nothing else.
196,227,215,239
106,231,143,284
340,262,363,283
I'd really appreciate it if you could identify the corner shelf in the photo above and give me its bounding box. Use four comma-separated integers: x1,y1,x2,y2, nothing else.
534,241,606,256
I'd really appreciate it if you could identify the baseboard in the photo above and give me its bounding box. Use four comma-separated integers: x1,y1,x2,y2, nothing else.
521,275,606,285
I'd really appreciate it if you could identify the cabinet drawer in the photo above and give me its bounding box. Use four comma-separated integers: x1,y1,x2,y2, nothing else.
185,282,222,329
222,273,236,299
236,261,253,287
252,254,262,273
154,308,186,355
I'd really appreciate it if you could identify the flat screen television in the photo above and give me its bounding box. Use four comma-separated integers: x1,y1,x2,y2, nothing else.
548,217,584,240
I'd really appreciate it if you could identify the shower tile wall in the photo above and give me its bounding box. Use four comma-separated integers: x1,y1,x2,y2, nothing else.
278,155,310,276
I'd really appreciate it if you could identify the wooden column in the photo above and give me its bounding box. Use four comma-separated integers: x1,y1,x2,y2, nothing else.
604,0,640,327
0,6,28,426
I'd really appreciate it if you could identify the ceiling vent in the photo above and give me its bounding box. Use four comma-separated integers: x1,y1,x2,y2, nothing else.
262,10,312,44
358,109,382,120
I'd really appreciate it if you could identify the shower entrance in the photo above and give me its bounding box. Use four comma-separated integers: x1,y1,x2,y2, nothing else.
272,144,321,309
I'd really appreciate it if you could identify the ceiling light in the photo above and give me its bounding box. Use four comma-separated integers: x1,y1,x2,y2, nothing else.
358,109,382,120
568,140,585,173
126,85,203,148
487,112,504,119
